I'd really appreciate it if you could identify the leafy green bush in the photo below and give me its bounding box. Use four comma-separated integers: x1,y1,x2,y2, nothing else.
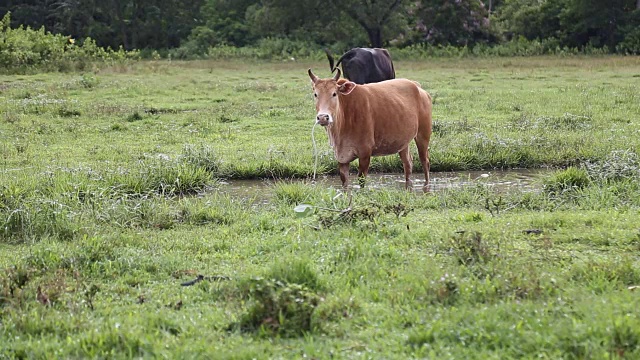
620,9,640,53
616,24,640,55
167,31,635,61
173,36,623,61
0,12,138,74
253,37,321,59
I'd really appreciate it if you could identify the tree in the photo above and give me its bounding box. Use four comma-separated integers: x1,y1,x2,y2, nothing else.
195,0,255,47
327,0,406,47
495,0,563,41
1,0,53,30
496,0,639,52
409,0,494,46
3,0,204,50
244,0,363,46
559,0,637,49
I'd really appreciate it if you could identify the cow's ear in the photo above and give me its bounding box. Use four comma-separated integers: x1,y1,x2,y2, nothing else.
339,81,356,95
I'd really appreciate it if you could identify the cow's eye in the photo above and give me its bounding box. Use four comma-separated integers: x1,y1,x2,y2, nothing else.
314,93,317,98
332,92,336,97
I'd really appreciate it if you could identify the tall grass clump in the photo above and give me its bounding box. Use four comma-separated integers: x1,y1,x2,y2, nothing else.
448,231,494,267
1,178,85,243
272,182,316,206
0,197,82,243
264,258,325,292
569,257,640,293
105,161,212,197
542,167,590,194
180,144,221,174
92,195,179,230
178,195,249,226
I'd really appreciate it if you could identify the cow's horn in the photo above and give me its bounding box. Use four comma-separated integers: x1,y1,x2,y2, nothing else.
308,68,318,83
333,69,341,81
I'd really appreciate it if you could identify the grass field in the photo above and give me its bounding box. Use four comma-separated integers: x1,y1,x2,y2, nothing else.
1,56,640,358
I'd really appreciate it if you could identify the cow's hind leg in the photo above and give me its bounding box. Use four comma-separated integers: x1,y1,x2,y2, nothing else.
357,156,371,188
339,163,350,188
398,147,413,189
415,136,430,189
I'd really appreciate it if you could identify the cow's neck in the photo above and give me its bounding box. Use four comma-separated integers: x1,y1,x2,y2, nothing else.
326,106,347,148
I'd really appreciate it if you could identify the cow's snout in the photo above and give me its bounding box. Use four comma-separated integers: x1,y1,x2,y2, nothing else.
316,113,332,126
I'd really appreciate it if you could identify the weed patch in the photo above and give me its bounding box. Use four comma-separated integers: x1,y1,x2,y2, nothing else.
583,149,640,183
569,257,640,292
447,231,495,266
432,119,476,135
232,278,322,337
179,195,248,226
229,259,325,337
126,111,143,122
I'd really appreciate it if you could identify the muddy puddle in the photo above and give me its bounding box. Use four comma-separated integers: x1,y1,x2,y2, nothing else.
218,169,547,200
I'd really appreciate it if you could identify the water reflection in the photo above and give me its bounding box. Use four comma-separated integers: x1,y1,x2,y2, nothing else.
219,169,546,199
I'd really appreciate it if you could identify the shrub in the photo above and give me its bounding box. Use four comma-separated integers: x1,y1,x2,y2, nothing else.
0,12,138,74
616,27,640,55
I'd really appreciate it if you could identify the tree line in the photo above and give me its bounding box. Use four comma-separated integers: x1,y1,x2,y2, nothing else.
2,0,639,55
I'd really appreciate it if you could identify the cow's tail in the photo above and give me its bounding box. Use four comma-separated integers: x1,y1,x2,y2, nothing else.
324,48,336,73
383,48,396,79
334,51,352,72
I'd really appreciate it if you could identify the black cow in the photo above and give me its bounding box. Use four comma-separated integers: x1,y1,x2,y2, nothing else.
324,48,396,85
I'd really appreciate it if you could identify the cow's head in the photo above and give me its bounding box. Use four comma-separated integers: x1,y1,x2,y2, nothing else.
308,68,356,126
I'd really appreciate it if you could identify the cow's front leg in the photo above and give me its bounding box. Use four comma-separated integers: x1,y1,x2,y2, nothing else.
339,162,350,188
357,156,371,188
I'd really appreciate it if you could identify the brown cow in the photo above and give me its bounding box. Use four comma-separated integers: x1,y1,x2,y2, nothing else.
308,68,432,189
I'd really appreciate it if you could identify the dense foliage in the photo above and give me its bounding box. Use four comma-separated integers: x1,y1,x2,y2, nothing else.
0,13,138,73
2,0,639,58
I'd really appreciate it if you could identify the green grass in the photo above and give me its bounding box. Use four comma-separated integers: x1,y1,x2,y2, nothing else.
1,56,640,358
